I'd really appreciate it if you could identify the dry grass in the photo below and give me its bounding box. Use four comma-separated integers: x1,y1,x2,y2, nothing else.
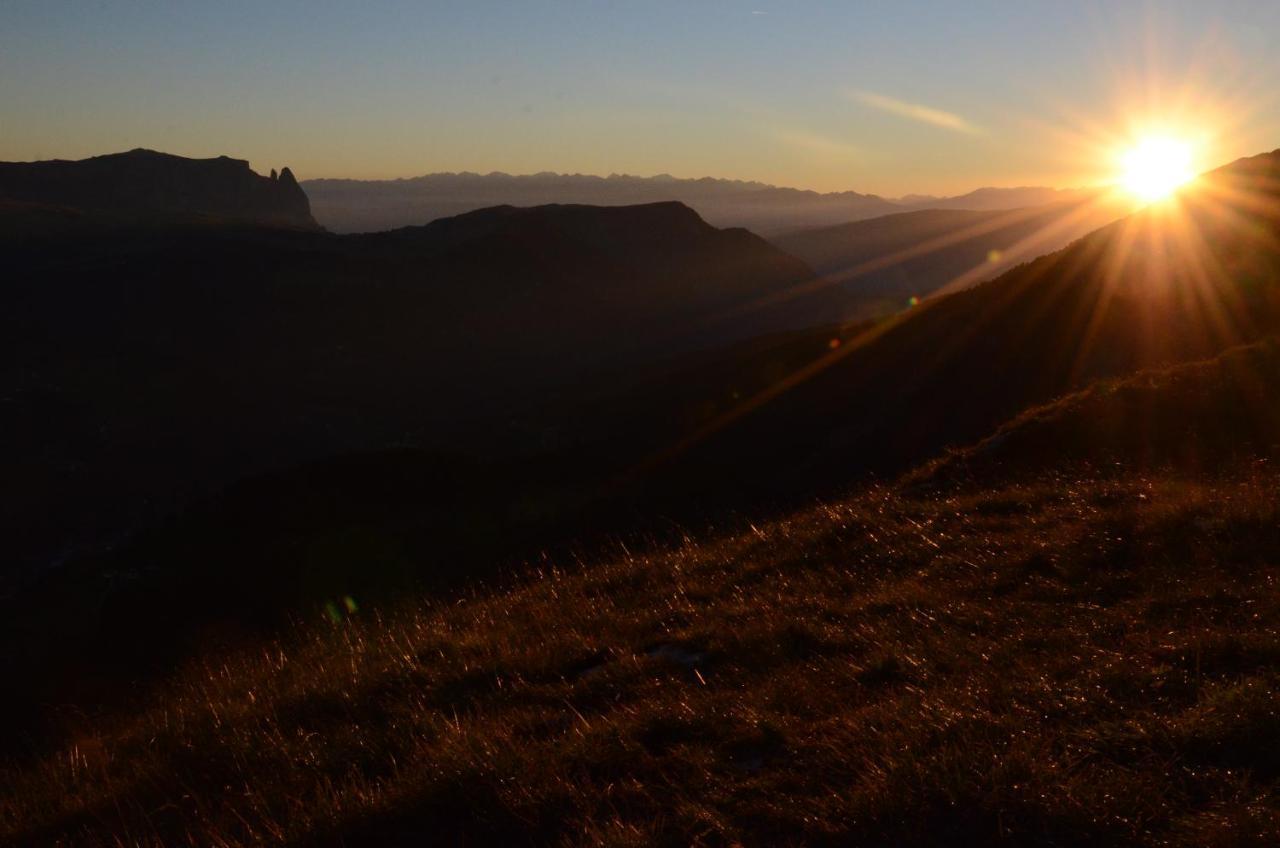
3,471,1280,846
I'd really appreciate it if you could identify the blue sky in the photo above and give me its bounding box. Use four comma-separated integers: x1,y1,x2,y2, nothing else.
3,1,1278,194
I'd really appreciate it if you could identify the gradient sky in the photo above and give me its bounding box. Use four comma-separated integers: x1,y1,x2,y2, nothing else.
3,1,1279,195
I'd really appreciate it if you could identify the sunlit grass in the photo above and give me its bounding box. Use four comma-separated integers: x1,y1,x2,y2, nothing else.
4,468,1280,845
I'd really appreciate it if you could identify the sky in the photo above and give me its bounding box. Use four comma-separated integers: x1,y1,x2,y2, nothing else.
3,1,1279,196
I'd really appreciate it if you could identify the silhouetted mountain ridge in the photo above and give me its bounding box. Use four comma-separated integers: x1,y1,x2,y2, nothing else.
0,149,318,229
386,200,715,252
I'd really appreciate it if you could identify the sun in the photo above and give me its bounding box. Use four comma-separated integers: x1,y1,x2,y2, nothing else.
1118,135,1195,203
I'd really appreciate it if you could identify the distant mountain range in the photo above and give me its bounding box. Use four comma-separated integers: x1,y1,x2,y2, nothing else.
0,149,318,229
1,151,1095,238
302,171,1093,235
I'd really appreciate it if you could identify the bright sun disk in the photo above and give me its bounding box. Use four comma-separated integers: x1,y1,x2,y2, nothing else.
1119,135,1195,203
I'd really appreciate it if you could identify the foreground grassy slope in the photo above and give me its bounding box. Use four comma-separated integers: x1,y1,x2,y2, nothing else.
5,470,1280,846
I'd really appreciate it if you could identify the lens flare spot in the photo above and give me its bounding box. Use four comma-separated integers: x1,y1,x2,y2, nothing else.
907,296,920,307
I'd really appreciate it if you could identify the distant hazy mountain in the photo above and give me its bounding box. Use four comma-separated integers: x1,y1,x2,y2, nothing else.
303,171,903,235
772,194,1131,317
303,170,1094,235
0,149,318,229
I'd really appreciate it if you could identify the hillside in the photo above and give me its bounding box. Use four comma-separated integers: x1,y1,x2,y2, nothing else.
913,338,1280,486
9,321,1280,847
4,465,1278,846
0,149,318,230
772,196,1130,317
10,322,1280,845
9,320,1280,847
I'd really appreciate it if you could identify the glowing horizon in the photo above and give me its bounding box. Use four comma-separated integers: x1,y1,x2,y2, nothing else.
2,2,1279,197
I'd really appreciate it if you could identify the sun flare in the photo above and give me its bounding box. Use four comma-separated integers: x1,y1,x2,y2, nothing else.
1119,135,1195,203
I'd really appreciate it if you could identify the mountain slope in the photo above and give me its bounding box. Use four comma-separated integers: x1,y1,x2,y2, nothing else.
900,185,1095,211
654,149,1280,504
771,195,1130,316
912,337,1280,486
0,149,318,229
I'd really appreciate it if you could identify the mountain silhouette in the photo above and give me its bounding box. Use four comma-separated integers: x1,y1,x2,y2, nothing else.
0,149,318,229
0,196,831,576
